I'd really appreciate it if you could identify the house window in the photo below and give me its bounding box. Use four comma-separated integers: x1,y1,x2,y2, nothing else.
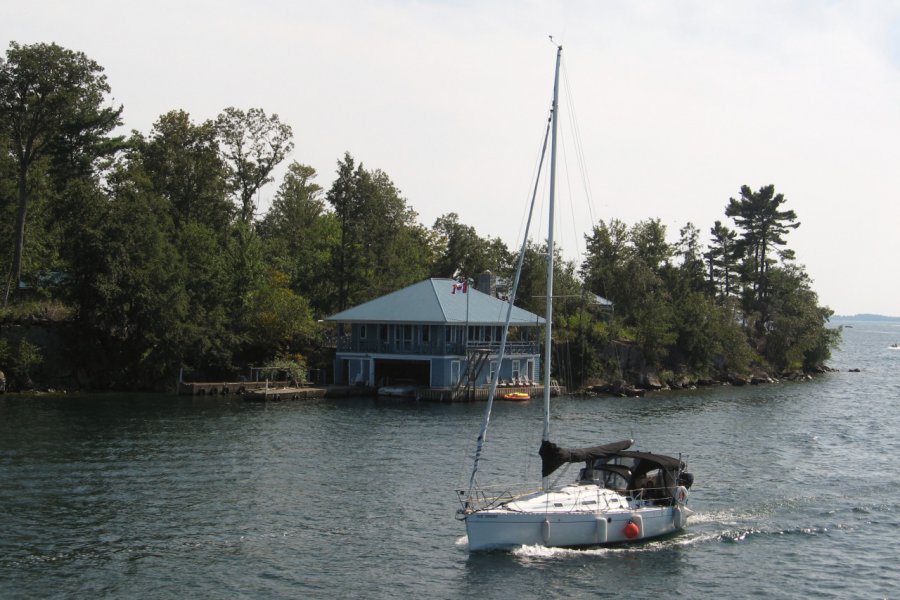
489,360,498,383
359,325,367,340
512,360,520,380
404,324,413,350
422,326,430,342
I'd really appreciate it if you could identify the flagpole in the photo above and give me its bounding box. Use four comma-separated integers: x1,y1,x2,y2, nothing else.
465,277,470,398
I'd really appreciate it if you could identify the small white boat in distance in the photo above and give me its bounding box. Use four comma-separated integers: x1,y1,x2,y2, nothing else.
377,380,419,398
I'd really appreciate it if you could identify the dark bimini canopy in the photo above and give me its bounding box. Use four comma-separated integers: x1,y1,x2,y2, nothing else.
539,439,685,478
539,439,634,478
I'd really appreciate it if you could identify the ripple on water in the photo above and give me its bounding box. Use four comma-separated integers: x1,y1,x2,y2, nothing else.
1,324,899,599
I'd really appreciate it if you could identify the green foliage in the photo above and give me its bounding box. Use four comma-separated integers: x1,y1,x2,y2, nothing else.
705,220,740,300
226,221,265,319
135,110,231,229
631,289,676,366
244,269,317,357
0,140,14,265
759,264,838,371
326,153,433,312
0,41,123,304
0,332,40,389
576,191,835,382
430,212,511,279
66,167,190,388
555,303,613,387
676,223,707,293
630,218,672,272
16,338,42,377
725,184,800,312
263,354,309,386
175,221,241,376
258,162,337,315
216,107,293,223
0,299,73,322
581,218,629,301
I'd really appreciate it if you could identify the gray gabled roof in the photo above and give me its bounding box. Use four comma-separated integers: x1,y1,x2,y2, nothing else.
588,292,614,309
326,278,544,326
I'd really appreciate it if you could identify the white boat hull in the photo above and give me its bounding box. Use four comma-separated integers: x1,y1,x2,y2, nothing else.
463,485,691,551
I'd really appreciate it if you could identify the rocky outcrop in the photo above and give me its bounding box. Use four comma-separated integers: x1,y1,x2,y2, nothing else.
583,380,645,397
574,353,832,398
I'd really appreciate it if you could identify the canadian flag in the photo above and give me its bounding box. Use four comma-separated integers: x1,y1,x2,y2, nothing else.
451,279,468,294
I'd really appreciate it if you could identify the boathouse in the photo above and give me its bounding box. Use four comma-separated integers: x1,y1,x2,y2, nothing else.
325,278,544,393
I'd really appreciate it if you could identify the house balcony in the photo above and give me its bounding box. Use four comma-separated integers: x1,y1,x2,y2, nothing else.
335,338,540,357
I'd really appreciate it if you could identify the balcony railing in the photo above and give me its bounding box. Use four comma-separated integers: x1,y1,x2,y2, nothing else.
335,338,539,356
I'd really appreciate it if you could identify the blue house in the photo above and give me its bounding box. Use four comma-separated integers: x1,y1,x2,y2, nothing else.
326,278,545,391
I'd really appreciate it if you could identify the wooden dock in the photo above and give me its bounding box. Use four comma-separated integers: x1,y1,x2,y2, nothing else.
244,386,327,402
420,385,561,402
178,380,288,396
177,380,375,401
178,381,562,402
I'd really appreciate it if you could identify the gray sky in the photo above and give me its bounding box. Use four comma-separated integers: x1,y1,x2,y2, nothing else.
8,1,900,316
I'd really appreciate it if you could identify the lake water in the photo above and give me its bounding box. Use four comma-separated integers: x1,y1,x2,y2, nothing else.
1,319,898,599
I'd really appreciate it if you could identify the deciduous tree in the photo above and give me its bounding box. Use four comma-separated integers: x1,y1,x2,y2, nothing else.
215,107,293,223
431,212,511,280
259,162,336,314
136,110,230,229
0,41,123,305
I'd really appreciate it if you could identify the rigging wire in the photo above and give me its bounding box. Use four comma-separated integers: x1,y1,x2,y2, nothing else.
466,114,552,498
562,58,600,255
516,115,560,257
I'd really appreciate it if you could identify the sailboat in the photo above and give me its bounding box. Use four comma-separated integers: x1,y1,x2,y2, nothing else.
457,43,694,551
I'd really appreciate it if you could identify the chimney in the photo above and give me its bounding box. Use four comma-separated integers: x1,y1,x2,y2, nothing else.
476,271,496,296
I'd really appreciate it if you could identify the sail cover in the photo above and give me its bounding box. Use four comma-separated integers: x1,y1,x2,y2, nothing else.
539,439,634,478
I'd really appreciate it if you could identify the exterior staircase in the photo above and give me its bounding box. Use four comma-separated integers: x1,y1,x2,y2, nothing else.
452,348,492,400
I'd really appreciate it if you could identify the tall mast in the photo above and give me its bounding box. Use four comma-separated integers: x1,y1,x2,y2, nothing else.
542,44,561,445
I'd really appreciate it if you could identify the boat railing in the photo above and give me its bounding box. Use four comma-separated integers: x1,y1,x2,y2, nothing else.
456,482,542,514
458,481,686,514
626,485,683,506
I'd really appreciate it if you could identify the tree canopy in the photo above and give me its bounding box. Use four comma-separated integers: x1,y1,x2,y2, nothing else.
0,41,123,305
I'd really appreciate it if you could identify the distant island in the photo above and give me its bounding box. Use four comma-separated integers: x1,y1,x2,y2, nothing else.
832,314,900,322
